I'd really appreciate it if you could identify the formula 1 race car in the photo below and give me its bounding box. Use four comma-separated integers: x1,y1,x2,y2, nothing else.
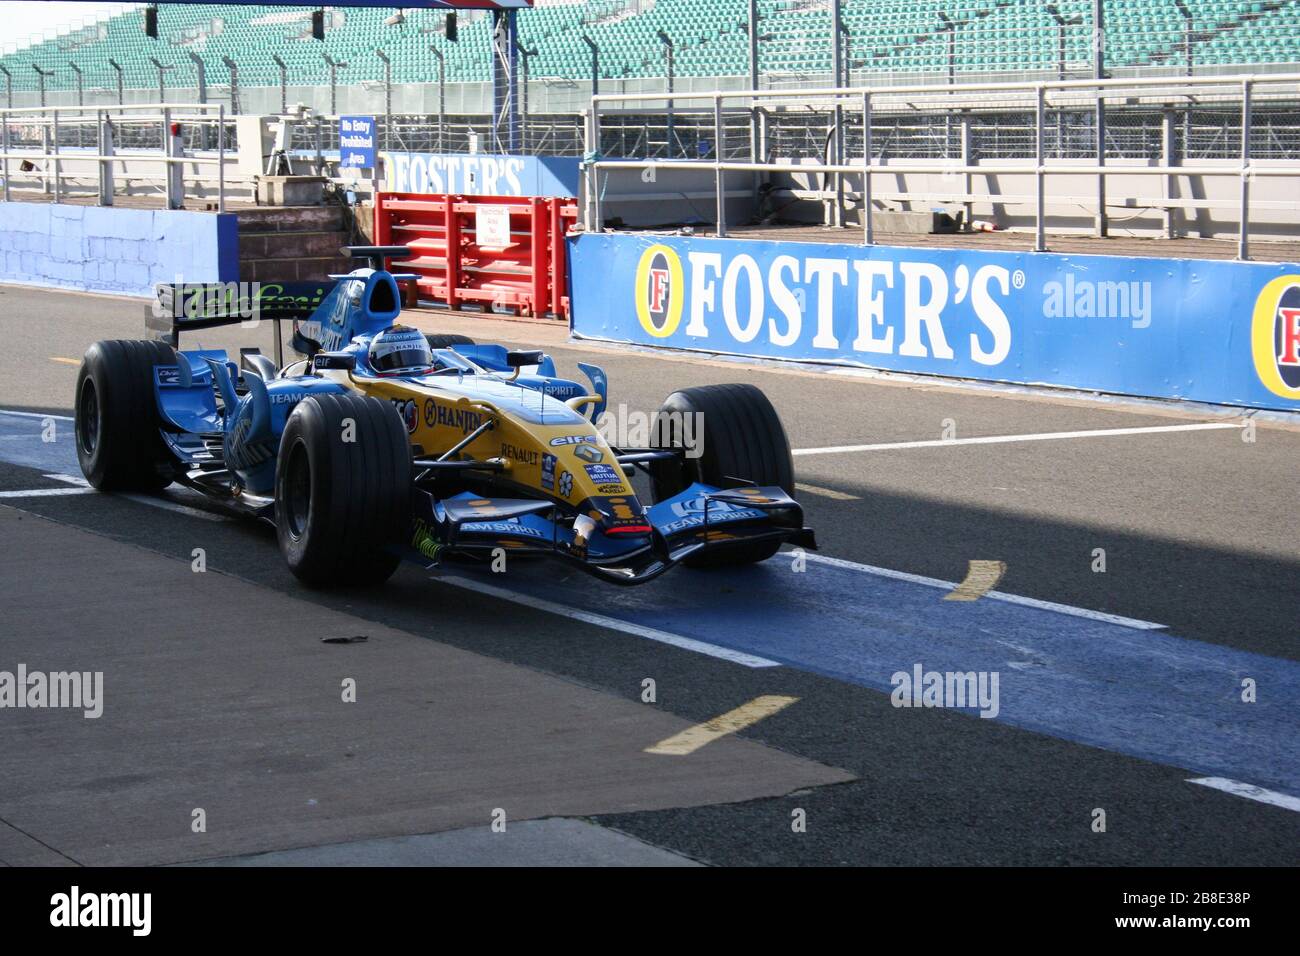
73,246,815,587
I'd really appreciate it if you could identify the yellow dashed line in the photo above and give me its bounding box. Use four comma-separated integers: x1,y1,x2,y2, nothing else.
796,482,860,501
49,357,80,366
645,695,799,756
943,560,1007,601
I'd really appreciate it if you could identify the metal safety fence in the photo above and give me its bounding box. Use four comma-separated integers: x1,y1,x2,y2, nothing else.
585,72,1300,259
0,102,235,210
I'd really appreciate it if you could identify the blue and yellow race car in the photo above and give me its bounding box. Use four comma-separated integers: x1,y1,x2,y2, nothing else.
73,247,815,587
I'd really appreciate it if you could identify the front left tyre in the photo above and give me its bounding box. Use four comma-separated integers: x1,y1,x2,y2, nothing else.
649,382,796,567
75,339,178,492
275,392,412,588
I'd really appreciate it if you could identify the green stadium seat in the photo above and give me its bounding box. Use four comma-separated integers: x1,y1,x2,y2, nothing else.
0,0,1294,95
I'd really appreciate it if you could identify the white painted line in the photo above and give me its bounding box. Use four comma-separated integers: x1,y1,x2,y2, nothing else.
0,409,73,421
801,552,1165,630
118,492,229,523
436,573,782,668
1186,776,1300,813
793,421,1243,456
0,486,95,498
5,467,231,522
795,482,860,501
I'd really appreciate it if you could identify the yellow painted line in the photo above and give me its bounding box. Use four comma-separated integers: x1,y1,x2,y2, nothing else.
795,482,860,501
49,357,80,366
943,560,1007,601
645,695,799,756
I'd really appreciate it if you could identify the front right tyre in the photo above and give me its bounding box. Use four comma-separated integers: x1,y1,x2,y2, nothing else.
274,392,412,588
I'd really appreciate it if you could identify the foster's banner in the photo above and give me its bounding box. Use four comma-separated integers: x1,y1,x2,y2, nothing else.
382,152,580,198
568,233,1300,412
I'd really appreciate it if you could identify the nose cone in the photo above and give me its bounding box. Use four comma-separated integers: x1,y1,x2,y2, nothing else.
592,493,652,537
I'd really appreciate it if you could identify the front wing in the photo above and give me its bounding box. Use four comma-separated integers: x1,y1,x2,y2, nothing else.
400,483,816,585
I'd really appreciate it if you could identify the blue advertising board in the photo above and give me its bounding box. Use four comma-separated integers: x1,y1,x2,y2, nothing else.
338,116,376,169
568,233,1300,412
382,152,580,198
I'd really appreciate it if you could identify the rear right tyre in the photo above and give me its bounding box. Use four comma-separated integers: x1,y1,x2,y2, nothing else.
74,339,178,492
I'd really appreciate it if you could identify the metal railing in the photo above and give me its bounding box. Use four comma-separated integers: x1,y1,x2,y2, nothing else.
586,72,1300,259
0,102,235,211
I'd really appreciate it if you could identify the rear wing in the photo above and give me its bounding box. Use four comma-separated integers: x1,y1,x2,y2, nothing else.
145,281,340,366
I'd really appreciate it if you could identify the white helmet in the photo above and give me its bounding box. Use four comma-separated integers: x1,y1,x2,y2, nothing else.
368,326,433,376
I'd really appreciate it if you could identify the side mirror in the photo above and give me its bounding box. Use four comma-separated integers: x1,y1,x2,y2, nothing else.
506,350,545,369
313,352,356,372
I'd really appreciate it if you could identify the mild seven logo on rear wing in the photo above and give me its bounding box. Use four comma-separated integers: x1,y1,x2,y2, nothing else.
149,282,338,323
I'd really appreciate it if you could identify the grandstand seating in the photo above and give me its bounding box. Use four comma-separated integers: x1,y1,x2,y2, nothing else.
0,0,1296,96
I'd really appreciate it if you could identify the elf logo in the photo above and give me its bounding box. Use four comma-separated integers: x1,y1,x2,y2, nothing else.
1251,277,1300,399
635,244,684,338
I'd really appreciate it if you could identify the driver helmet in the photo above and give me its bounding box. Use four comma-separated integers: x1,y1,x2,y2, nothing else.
368,325,434,377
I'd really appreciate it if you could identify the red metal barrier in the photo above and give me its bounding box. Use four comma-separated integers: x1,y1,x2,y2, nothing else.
373,192,578,319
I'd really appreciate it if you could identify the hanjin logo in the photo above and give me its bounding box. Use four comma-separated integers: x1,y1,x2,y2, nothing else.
635,244,684,338
1251,277,1300,399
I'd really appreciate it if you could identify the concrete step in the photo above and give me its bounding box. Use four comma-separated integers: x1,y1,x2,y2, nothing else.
236,205,347,234
242,256,355,282
239,230,349,261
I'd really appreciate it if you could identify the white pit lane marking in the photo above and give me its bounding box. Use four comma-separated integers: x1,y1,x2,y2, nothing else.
792,421,1244,456
436,573,782,668
0,410,74,421
118,492,230,523
17,472,229,522
800,552,1165,630
1186,777,1300,813
0,486,95,498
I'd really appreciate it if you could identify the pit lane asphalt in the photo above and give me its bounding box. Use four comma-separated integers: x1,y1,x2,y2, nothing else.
1,283,1297,866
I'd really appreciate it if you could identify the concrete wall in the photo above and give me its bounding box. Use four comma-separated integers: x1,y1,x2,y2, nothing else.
767,159,1300,240
0,202,238,297
585,160,1300,240
588,166,757,228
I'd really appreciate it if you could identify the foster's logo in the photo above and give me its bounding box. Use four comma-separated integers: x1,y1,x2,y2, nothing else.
635,244,684,338
1251,277,1300,400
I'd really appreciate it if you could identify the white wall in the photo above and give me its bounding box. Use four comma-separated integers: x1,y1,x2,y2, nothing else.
0,202,237,297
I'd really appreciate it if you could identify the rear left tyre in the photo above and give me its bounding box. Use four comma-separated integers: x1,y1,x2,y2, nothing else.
75,339,178,492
